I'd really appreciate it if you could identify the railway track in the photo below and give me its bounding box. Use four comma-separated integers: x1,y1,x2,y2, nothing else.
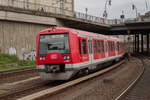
0,57,144,100
115,54,146,100
0,67,37,80
15,60,125,100
0,79,52,100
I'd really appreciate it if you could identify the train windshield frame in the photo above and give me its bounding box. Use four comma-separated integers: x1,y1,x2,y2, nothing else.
38,33,70,55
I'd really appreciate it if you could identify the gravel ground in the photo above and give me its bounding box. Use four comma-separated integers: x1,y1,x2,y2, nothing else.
123,58,150,100
42,57,143,100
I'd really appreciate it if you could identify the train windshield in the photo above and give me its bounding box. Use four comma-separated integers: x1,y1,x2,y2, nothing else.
39,33,70,55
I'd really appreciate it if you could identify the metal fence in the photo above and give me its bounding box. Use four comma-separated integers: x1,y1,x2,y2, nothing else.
0,0,138,25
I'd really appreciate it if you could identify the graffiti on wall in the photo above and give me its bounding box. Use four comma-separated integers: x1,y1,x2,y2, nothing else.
8,47,36,60
9,47,17,55
23,50,36,60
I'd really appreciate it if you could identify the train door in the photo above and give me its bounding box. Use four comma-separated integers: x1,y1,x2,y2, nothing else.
112,41,115,56
78,37,89,62
93,39,99,59
105,39,108,58
115,41,118,56
78,37,82,62
117,41,120,55
88,37,93,64
100,40,105,58
97,40,101,59
108,40,111,57
119,42,123,54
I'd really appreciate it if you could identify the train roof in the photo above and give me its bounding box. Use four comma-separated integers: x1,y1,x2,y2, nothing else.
39,27,122,41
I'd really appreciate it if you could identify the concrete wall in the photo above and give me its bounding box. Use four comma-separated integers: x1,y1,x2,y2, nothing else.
0,11,58,25
0,11,64,59
0,21,50,59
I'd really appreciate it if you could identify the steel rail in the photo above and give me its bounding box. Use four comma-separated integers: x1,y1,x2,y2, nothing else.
115,57,145,100
18,60,125,100
0,67,37,79
0,80,50,100
0,67,36,74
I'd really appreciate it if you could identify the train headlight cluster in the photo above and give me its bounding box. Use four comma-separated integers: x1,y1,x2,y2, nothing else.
39,56,46,60
46,65,60,73
63,56,70,59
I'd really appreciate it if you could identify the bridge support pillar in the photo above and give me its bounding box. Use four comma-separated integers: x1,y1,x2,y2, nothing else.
135,34,137,52
137,34,139,53
141,34,144,53
133,35,135,52
147,34,149,53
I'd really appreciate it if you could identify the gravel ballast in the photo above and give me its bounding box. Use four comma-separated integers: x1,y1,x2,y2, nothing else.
43,57,143,100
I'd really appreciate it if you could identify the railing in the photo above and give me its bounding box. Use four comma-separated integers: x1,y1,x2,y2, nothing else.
0,0,138,25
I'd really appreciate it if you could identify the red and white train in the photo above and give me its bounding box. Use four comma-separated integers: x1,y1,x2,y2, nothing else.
36,27,124,80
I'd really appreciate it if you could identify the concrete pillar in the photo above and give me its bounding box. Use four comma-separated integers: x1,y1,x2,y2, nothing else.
141,34,144,53
135,34,137,52
133,35,135,52
137,34,139,52
147,34,149,53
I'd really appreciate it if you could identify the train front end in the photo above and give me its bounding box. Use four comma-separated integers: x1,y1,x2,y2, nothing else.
36,28,75,80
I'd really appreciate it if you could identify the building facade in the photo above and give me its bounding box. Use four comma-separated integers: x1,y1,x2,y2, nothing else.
3,0,74,12
0,0,74,16
141,11,150,21
31,0,74,11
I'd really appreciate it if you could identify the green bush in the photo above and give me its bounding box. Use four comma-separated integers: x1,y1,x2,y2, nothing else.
0,54,19,65
18,60,36,66
0,54,36,71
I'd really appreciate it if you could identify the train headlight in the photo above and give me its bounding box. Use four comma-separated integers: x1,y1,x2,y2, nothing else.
39,57,46,60
63,56,70,59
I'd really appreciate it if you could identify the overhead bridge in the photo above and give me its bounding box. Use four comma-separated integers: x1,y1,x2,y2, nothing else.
0,0,150,57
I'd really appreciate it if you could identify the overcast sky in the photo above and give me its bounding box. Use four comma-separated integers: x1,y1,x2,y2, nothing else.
75,0,150,19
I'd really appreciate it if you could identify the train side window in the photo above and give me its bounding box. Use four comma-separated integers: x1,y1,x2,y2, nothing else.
94,40,97,53
90,40,93,54
117,42,120,51
98,41,101,53
88,40,92,54
82,39,87,54
112,42,114,51
88,40,90,54
119,43,121,51
120,43,122,51
113,42,115,51
114,42,115,51
111,42,113,52
78,39,82,54
112,42,113,51
120,43,121,51
102,41,104,52
108,42,111,52
116,42,118,51
105,41,107,52
101,41,104,53
109,42,111,52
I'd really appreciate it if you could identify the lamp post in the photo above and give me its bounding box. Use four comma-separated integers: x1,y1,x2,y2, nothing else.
85,8,88,19
120,10,125,23
145,0,148,10
132,4,138,18
103,0,112,23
